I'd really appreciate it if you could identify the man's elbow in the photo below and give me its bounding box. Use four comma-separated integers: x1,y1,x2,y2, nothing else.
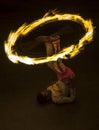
53,96,76,104
70,95,76,103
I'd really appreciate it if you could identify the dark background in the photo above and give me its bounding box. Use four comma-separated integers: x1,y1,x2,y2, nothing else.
0,0,99,130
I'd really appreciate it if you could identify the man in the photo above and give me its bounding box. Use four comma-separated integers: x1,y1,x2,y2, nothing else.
36,34,76,104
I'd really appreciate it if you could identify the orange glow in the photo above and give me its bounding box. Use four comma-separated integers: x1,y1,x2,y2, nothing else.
4,11,94,65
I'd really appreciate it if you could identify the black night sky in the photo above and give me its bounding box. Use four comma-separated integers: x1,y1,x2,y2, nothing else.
0,0,99,130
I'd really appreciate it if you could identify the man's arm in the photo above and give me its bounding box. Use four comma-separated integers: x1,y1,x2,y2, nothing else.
53,88,76,104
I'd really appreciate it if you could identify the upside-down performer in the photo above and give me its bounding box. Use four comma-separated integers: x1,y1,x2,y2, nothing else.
36,34,76,104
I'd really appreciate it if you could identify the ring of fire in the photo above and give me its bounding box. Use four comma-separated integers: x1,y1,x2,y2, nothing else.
4,11,94,65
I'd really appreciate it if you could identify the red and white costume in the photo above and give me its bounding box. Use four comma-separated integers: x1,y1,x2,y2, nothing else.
45,37,76,104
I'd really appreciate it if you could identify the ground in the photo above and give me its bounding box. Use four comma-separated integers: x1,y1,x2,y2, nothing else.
0,0,99,130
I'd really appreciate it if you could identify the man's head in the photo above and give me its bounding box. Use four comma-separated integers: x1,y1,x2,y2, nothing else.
37,89,52,104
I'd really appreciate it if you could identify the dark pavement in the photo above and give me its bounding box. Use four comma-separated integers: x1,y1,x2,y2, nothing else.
0,0,99,130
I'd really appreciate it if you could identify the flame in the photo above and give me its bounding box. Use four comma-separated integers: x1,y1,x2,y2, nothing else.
4,11,94,65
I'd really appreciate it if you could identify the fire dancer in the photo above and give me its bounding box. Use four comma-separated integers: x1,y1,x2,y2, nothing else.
36,34,76,104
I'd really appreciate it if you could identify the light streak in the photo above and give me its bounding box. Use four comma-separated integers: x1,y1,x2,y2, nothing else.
4,11,94,65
